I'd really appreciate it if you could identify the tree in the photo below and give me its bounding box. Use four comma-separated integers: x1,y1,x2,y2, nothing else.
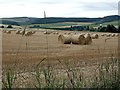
97,24,118,33
86,26,89,30
106,24,117,33
0,25,4,28
97,26,107,32
7,25,13,28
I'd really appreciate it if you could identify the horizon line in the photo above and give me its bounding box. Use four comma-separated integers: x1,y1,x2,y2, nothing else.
0,14,119,19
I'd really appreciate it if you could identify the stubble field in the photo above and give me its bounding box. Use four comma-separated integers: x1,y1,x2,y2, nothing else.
1,28,119,88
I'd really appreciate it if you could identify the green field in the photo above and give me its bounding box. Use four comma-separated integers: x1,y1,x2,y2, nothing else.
1,20,118,30
102,21,118,26
89,20,118,28
29,20,118,29
29,22,92,28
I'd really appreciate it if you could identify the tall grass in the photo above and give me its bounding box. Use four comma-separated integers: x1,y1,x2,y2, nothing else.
91,59,120,88
34,64,66,88
2,69,15,90
2,58,120,88
34,58,120,88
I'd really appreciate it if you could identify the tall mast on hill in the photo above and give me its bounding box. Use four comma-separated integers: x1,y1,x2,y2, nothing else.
44,11,46,18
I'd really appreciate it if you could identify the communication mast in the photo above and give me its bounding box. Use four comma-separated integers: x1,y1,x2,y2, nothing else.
44,11,46,18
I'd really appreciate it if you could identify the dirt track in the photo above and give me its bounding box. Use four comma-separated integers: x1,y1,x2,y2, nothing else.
2,29,119,73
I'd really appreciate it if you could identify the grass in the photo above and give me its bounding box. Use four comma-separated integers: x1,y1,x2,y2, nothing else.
2,69,15,89
91,59,120,88
2,58,120,88
29,22,92,28
102,21,119,26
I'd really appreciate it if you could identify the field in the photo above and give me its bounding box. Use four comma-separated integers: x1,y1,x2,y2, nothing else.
29,22,92,28
1,28,119,88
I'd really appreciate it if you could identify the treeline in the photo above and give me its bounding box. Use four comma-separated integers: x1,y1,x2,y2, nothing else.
1,24,119,33
97,24,119,33
30,24,119,33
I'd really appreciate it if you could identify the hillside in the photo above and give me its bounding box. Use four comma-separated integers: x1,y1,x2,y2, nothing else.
0,15,119,26
95,15,120,24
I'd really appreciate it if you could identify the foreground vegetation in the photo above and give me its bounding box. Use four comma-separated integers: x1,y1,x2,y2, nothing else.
2,58,120,89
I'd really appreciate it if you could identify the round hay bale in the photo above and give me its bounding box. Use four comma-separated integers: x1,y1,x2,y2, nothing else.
71,34,85,45
19,30,25,35
91,34,99,39
104,34,107,36
32,31,36,34
55,32,58,34
25,31,33,36
24,31,29,36
101,34,105,36
16,30,20,34
44,31,51,34
106,34,111,37
84,34,92,45
68,32,71,35
64,32,67,34
53,32,55,34
53,32,58,34
6,30,11,34
111,33,115,37
58,34,71,44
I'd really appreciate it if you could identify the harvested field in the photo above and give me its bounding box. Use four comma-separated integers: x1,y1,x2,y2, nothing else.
1,29,119,88
2,29,119,70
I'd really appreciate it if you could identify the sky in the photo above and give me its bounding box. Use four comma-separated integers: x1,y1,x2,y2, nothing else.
0,0,119,18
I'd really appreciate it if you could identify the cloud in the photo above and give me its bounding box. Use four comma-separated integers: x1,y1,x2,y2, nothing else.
71,1,118,10
81,2,118,11
0,0,118,18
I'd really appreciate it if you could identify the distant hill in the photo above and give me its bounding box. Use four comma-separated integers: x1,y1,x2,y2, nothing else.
95,15,120,24
0,20,20,26
0,15,119,26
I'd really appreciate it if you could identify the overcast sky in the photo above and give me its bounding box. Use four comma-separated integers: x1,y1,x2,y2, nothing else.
0,0,119,18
